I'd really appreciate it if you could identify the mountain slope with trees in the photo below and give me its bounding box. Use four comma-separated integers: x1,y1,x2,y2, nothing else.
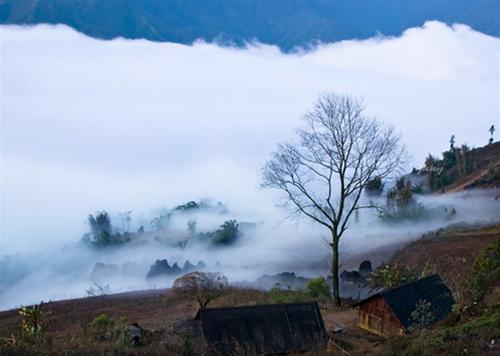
1,0,499,50
419,141,500,193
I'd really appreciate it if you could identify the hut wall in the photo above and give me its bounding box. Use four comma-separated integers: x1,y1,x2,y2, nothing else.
357,297,405,336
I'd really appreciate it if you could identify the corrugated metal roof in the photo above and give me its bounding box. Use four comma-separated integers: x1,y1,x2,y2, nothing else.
354,274,455,328
195,302,326,355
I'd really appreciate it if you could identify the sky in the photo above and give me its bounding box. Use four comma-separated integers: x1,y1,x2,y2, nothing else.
1,21,499,253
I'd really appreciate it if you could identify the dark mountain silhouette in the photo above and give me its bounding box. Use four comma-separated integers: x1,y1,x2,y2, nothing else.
1,0,499,51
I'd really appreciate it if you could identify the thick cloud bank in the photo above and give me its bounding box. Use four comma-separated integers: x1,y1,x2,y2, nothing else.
0,22,499,309
1,21,498,252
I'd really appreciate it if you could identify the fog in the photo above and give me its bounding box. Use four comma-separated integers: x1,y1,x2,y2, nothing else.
1,21,499,309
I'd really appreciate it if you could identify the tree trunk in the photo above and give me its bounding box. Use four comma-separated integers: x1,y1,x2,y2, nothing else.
331,231,341,306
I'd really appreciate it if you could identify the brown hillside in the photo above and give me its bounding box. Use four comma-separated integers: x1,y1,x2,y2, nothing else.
442,141,500,193
390,224,500,301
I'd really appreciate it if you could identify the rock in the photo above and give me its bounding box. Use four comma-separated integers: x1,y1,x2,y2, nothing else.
147,259,207,279
146,259,172,278
182,260,196,273
359,260,372,278
171,262,181,275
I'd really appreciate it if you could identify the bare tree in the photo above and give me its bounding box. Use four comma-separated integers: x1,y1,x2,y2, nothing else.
86,281,111,296
261,93,406,305
172,272,228,309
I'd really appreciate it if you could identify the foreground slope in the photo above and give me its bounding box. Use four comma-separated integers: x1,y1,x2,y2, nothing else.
1,224,498,354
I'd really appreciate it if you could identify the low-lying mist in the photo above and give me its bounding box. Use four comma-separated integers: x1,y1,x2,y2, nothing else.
1,188,499,310
1,21,499,310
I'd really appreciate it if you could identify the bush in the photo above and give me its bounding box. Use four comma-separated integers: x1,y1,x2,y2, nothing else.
267,284,309,304
89,314,115,339
369,263,420,289
87,313,128,344
408,300,436,332
181,334,194,356
18,302,51,345
307,277,330,298
472,239,500,299
386,310,500,356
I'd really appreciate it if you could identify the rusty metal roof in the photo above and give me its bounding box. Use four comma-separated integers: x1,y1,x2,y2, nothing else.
195,302,326,355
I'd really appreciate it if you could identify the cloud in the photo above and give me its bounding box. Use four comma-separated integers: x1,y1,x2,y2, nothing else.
0,21,499,256
309,21,499,81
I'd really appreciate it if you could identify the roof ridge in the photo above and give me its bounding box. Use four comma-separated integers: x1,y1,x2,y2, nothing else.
195,301,319,318
380,273,441,296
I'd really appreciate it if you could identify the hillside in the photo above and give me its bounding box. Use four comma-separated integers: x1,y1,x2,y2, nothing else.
1,224,498,355
411,141,500,193
391,223,500,302
1,0,499,51
441,142,500,192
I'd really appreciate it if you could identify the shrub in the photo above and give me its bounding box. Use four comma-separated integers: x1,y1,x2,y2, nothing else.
181,334,194,356
386,310,500,356
267,284,309,304
88,313,128,344
408,300,436,332
89,313,115,340
307,277,330,298
472,238,500,299
369,263,420,289
18,302,51,345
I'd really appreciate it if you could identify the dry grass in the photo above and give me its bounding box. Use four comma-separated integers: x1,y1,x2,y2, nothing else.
391,224,500,302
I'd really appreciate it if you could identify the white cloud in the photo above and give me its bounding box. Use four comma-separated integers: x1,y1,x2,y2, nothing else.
0,22,499,254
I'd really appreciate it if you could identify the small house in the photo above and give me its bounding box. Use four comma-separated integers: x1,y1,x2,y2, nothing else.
195,302,326,355
353,274,455,336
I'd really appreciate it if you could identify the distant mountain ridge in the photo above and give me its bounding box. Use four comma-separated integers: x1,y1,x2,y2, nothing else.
1,0,499,50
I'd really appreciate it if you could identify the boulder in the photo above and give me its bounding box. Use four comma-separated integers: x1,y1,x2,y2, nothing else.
359,260,373,278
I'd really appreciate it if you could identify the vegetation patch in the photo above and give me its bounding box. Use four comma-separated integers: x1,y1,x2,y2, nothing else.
386,310,500,356
472,238,500,300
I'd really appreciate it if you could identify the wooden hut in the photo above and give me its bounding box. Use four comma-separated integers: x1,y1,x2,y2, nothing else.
353,274,455,336
195,302,326,354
